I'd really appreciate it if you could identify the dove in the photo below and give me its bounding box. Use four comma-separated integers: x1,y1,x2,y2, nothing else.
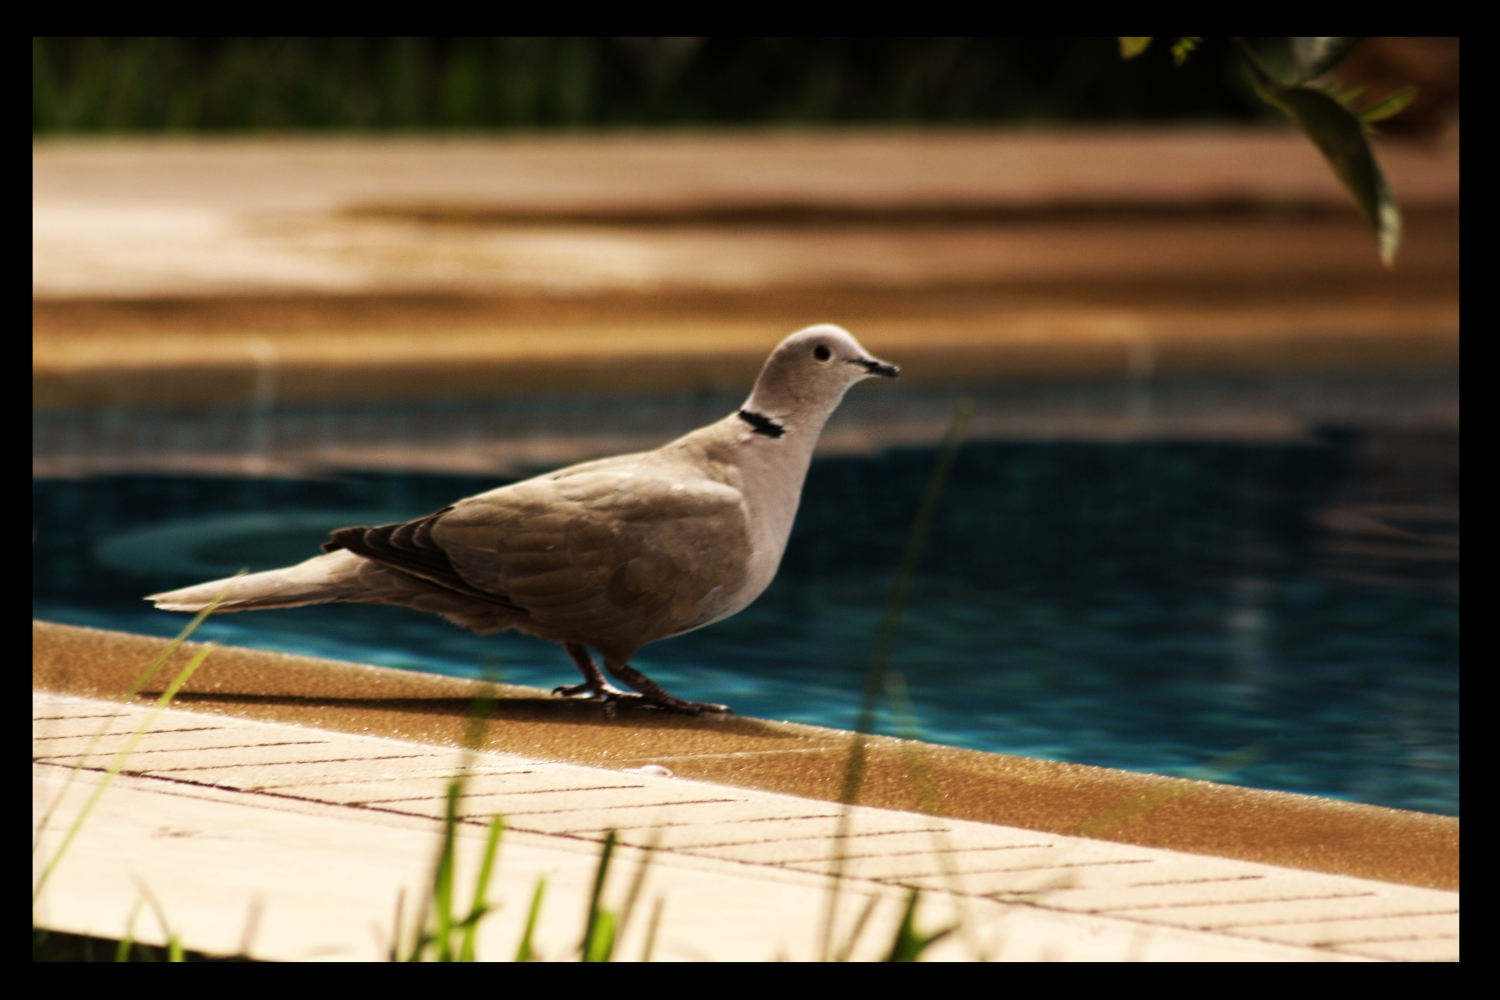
149,324,900,715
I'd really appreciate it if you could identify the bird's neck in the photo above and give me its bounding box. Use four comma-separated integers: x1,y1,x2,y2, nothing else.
740,381,845,442
728,402,832,571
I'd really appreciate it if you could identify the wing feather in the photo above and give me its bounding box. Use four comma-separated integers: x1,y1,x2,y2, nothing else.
432,458,752,647
323,508,528,613
325,452,753,649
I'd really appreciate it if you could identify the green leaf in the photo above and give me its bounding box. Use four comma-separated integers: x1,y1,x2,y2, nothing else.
1241,49,1402,267
1360,84,1419,124
1330,84,1367,108
1290,36,1363,84
1118,37,1153,60
1272,88,1401,266
1171,37,1202,68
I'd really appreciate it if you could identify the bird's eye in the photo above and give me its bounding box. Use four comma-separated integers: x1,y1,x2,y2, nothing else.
813,345,832,362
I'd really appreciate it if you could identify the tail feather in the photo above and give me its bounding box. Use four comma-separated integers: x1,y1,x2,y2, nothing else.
148,548,527,636
147,549,379,612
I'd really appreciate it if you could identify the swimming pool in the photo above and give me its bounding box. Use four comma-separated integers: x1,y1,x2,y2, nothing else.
32,374,1459,815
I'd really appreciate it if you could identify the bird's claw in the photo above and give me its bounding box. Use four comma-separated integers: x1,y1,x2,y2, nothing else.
552,681,627,700
552,681,732,717
651,698,734,717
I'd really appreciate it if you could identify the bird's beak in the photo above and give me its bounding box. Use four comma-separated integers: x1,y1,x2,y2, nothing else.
855,357,901,379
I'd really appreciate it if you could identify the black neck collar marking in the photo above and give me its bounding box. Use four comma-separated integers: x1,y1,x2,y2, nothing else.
738,409,785,438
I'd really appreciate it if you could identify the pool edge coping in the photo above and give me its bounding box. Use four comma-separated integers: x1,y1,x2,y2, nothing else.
32,619,1458,891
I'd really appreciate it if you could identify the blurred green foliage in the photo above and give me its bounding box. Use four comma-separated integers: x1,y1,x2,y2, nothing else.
1121,37,1416,265
32,37,1272,133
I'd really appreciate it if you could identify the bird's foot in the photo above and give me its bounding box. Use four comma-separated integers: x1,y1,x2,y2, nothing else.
557,686,731,717
639,695,734,717
595,659,734,716
604,697,733,717
552,680,628,700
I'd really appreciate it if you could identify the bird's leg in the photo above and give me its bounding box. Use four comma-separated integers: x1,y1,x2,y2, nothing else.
553,643,628,700
604,659,733,716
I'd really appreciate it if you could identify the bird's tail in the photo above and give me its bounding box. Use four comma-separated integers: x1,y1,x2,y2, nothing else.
147,549,375,613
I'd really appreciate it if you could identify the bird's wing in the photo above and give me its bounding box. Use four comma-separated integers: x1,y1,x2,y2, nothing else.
432,456,752,647
324,508,527,612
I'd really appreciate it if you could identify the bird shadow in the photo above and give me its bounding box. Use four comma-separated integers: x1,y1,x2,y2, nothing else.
164,690,804,739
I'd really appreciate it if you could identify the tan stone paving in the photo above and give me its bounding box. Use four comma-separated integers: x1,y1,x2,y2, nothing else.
32,621,1462,892
33,692,1457,961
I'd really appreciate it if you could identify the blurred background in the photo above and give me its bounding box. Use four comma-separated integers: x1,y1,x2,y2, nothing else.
32,37,1459,135
33,38,1458,815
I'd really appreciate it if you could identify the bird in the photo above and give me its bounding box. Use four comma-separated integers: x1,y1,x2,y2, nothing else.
148,324,900,715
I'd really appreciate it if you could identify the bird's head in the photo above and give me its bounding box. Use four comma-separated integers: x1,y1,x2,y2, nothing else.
742,324,899,426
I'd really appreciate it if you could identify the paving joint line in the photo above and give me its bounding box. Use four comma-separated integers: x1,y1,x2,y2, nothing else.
1093,891,1379,913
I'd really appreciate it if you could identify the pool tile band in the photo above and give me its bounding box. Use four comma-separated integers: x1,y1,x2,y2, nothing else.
32,620,1458,891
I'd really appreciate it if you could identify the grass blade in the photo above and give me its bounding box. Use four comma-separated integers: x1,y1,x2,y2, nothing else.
833,893,880,961
883,889,955,962
236,894,264,961
584,910,617,963
399,679,500,961
883,668,984,958
458,816,505,962
582,830,618,961
32,580,239,857
114,898,143,962
515,879,546,962
123,597,228,700
616,828,661,946
33,643,214,904
135,879,185,963
388,888,406,962
846,398,973,795
641,897,664,962
430,782,460,960
820,399,972,961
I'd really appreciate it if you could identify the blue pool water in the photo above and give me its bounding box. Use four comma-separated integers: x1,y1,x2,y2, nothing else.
32,413,1458,816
